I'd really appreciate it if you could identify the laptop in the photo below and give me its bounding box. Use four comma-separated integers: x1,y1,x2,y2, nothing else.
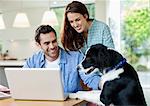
4,68,68,101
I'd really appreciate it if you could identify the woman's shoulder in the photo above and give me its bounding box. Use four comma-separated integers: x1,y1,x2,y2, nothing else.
93,19,108,27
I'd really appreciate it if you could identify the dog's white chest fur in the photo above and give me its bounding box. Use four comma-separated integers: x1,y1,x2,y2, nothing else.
100,68,124,89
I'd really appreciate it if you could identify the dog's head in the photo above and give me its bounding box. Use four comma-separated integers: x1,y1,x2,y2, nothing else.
80,44,125,74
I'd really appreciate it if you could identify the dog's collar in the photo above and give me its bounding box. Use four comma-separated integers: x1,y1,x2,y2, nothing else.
104,58,126,73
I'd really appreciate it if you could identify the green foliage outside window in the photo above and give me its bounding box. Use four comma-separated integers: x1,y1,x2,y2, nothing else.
122,7,150,67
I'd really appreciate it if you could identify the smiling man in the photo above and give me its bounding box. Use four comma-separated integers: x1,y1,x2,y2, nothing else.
23,25,101,93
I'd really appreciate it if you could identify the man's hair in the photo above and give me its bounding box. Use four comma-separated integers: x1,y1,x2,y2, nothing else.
35,25,56,44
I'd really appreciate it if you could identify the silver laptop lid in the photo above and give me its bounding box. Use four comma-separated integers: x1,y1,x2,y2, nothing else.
5,68,68,101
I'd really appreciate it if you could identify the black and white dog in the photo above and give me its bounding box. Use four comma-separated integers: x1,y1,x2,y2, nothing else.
80,44,147,106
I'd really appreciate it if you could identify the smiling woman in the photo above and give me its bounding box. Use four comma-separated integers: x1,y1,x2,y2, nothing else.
61,1,114,54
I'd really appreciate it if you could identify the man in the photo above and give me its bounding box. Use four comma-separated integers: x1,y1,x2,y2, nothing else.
23,25,101,93
0,85,9,92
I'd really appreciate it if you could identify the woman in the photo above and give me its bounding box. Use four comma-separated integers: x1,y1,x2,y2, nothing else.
61,1,114,54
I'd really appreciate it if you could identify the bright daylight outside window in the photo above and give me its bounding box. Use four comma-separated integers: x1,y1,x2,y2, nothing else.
108,2,150,104
121,0,150,71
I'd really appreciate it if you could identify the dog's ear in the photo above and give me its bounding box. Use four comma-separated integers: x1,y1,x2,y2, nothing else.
108,49,124,67
96,44,111,69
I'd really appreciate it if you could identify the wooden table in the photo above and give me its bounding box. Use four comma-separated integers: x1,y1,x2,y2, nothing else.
0,98,87,106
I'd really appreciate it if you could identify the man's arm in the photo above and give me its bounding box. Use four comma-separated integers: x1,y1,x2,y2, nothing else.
0,85,10,92
78,68,101,90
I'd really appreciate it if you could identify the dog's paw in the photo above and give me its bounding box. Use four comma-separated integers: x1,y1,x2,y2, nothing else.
69,93,79,99
69,90,105,106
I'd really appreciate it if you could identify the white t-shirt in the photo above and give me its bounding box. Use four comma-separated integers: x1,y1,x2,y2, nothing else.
45,52,60,68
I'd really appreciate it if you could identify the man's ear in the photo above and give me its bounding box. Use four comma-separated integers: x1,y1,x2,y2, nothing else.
35,42,41,48
84,14,88,20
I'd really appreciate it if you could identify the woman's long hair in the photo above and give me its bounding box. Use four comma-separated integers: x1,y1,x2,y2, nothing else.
61,1,89,51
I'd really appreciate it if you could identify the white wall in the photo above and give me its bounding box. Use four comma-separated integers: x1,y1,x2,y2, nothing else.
95,0,121,51
0,7,46,59
107,0,121,51
95,0,107,23
3,40,39,60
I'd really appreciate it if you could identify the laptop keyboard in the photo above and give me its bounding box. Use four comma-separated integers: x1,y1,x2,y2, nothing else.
0,92,11,99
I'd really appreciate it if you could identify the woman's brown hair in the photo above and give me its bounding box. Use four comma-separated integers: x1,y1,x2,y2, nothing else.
61,1,89,51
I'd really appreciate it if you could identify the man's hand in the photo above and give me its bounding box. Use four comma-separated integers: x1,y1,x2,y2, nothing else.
99,69,124,89
0,85,10,92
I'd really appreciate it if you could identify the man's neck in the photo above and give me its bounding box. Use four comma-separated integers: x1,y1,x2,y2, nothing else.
45,51,60,62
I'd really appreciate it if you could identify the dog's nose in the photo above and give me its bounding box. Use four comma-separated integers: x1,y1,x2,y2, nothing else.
77,65,81,71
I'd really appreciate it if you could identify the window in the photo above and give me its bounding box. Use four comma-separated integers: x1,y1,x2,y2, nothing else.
120,0,150,71
108,0,150,71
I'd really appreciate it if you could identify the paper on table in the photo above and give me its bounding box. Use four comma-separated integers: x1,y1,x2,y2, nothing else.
0,92,11,99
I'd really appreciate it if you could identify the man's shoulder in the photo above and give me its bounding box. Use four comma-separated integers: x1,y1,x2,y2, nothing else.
33,50,43,56
23,50,44,68
28,50,44,60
